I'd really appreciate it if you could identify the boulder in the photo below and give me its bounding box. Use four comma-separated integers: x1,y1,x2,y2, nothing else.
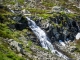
4,39,25,55
52,6,61,12
15,23,28,30
14,9,22,14
13,16,21,21
64,8,74,13
22,9,31,16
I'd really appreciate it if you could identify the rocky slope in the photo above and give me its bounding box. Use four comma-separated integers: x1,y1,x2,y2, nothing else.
0,5,65,60
0,1,80,60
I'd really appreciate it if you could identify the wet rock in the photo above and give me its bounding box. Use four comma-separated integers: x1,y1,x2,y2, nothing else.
53,28,58,35
15,23,27,30
49,14,80,42
58,33,64,41
47,26,54,39
13,16,22,21
12,17,28,30
14,9,22,14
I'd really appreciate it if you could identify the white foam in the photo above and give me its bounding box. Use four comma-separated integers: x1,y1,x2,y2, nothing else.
76,33,80,40
26,17,69,60
59,40,65,46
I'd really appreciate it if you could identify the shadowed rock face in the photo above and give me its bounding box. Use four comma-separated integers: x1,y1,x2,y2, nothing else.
0,17,4,23
15,23,28,30
0,5,4,9
8,16,29,30
8,22,28,31
26,17,70,60
48,15,80,42
0,5,8,23
7,14,80,43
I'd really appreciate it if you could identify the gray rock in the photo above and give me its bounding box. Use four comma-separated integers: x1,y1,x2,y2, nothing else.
52,6,61,12
70,46,78,52
22,9,31,16
13,16,21,21
4,39,25,55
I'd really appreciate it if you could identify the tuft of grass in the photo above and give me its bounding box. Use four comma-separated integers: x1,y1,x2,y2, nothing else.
42,2,55,7
38,14,53,19
26,8,48,14
0,23,12,38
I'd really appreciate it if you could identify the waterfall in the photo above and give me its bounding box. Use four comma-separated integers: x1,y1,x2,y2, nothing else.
76,33,80,40
26,17,70,60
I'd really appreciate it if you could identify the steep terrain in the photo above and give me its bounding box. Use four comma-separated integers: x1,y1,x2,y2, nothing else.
0,0,80,60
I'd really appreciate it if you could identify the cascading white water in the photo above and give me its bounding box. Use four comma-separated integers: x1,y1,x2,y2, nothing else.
26,17,70,60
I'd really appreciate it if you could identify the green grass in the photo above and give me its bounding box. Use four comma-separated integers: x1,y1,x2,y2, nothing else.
26,8,48,14
37,14,53,19
0,23,12,38
24,40,33,54
42,2,55,7
0,38,25,60
75,40,80,53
